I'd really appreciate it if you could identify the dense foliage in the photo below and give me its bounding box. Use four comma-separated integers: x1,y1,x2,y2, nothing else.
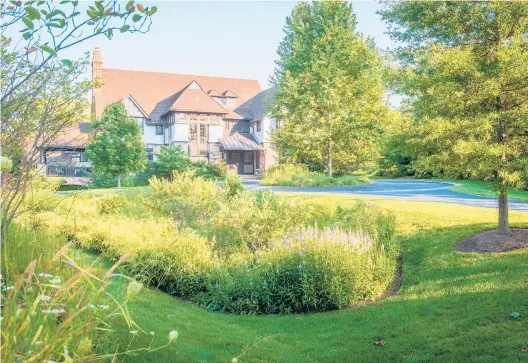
379,2,528,231
33,173,397,315
271,1,388,176
86,102,147,188
262,164,370,187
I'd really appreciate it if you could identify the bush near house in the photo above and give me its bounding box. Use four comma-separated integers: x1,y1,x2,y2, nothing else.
262,164,370,187
31,172,397,315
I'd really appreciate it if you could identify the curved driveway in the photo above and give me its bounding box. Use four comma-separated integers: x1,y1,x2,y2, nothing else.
243,179,528,213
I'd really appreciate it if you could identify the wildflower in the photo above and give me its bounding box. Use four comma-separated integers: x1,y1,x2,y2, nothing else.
39,295,52,301
232,359,238,363
169,330,178,341
37,273,54,278
97,304,109,309
42,309,65,314
34,341,42,345
48,277,61,284
130,330,138,335
87,304,96,309
214,283,220,289
150,331,155,335
4,286,14,291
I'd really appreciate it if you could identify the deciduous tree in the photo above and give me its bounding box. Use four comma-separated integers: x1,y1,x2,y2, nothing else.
380,2,528,232
87,102,147,187
271,1,387,176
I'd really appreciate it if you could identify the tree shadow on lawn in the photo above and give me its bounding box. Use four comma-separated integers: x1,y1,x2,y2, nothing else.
100,223,528,362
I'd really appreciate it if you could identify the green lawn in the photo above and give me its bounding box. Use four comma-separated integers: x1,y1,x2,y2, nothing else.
445,179,528,203
92,193,528,363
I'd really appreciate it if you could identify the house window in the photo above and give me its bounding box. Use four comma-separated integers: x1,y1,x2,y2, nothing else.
168,125,172,138
155,125,163,135
199,114,208,121
220,98,227,106
244,152,252,163
190,125,197,141
80,151,89,162
40,150,46,164
146,148,154,161
141,118,145,134
226,98,235,107
190,113,198,121
237,121,249,133
200,124,207,143
179,113,187,120
257,121,262,132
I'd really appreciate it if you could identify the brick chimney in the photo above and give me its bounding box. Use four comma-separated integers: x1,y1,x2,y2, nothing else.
91,47,103,115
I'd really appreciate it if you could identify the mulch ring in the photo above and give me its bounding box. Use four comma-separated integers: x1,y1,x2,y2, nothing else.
455,229,528,253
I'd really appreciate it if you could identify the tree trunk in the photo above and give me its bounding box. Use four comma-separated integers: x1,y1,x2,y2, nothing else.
327,139,333,178
117,173,121,188
498,180,509,233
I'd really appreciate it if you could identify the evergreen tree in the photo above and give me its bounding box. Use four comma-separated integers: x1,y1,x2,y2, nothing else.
380,2,528,232
87,102,146,187
270,1,387,177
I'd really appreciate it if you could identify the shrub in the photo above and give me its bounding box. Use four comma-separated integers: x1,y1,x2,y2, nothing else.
262,164,370,186
96,194,125,215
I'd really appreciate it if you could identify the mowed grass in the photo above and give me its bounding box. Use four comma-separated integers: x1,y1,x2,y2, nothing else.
89,191,528,363
443,179,528,203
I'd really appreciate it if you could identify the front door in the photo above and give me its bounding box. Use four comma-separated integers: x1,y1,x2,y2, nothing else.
226,151,254,175
240,151,254,175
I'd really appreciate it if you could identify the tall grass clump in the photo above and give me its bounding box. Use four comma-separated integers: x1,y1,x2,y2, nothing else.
1,225,176,362
262,164,370,186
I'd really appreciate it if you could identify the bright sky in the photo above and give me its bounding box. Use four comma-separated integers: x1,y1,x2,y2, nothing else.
61,1,393,90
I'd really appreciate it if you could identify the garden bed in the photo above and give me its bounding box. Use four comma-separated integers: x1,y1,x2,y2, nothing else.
455,229,528,253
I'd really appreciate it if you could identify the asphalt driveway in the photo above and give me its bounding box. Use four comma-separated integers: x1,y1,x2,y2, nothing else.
242,179,528,213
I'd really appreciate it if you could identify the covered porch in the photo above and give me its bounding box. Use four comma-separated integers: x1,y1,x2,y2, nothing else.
219,133,265,176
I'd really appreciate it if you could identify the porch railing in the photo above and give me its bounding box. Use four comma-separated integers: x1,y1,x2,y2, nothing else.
46,165,91,178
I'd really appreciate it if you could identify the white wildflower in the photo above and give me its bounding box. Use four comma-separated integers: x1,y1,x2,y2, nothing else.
169,330,178,341
150,331,155,335
232,358,238,363
42,309,65,314
37,273,54,278
4,286,14,291
39,295,52,301
48,277,61,284
97,304,109,310
87,303,96,309
34,341,42,345
130,330,139,335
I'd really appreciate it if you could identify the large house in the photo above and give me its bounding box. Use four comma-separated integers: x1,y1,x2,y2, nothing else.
40,47,277,181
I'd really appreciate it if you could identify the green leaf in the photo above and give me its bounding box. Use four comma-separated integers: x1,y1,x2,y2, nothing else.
149,6,157,15
107,28,113,38
47,22,61,28
40,9,47,15
25,6,40,19
71,11,80,17
61,59,73,67
95,1,103,12
22,32,32,40
125,1,134,10
132,14,141,22
40,44,57,56
120,25,130,33
72,1,78,6
59,0,70,4
22,16,34,30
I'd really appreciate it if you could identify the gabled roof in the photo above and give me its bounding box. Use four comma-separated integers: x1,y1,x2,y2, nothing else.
235,87,276,121
123,94,150,118
223,89,238,98
149,81,228,121
223,110,245,120
208,89,222,97
93,67,262,117
219,133,265,151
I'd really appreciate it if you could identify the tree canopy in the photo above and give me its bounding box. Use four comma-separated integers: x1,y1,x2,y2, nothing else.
86,102,146,187
270,1,387,176
380,2,528,231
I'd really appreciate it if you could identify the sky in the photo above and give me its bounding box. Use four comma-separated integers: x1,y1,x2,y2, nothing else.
60,1,393,90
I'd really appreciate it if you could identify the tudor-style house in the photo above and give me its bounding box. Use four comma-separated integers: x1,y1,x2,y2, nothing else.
39,47,278,181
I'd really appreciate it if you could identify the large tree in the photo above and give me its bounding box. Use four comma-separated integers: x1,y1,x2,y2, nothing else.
86,102,147,187
380,2,528,232
270,1,387,177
